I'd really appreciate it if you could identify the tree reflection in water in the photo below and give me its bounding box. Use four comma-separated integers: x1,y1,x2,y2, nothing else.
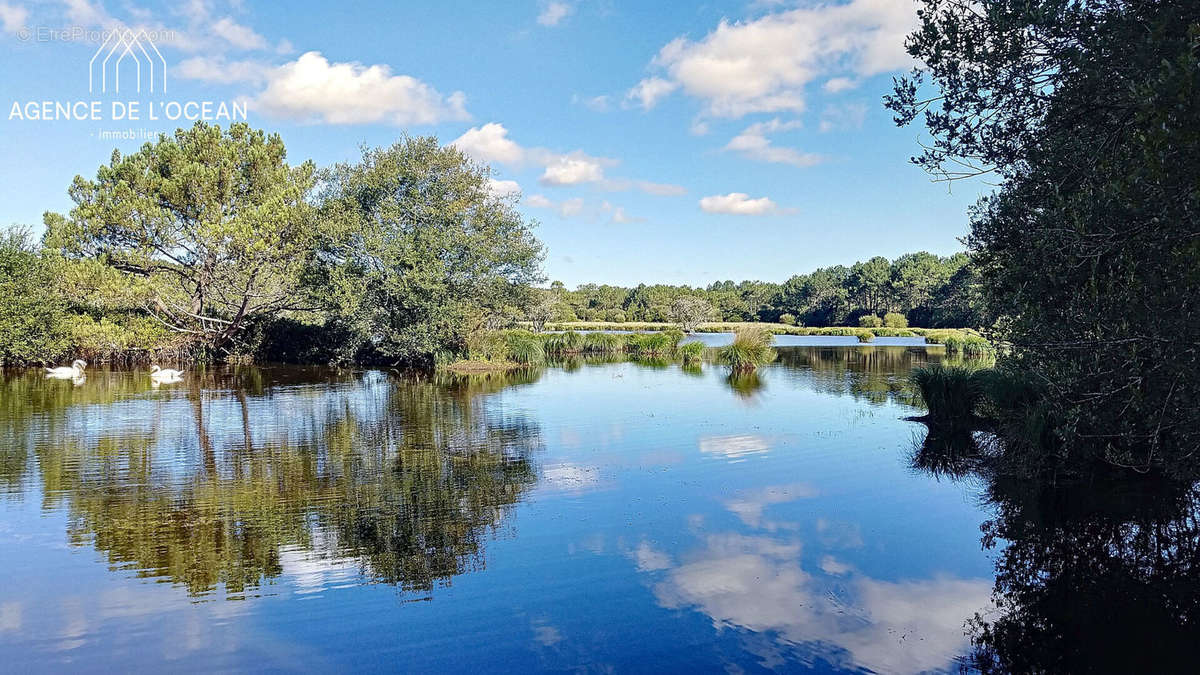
910,432,1200,673
3,367,541,597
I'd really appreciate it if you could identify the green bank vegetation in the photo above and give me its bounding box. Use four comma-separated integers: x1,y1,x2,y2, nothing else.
1,121,993,370
534,320,984,340
2,123,543,368
893,1,1199,476
436,328,706,372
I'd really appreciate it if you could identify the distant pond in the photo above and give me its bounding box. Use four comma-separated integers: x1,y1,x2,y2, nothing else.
0,346,1191,672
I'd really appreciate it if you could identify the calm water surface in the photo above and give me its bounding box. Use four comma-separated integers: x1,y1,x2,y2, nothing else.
2,347,994,672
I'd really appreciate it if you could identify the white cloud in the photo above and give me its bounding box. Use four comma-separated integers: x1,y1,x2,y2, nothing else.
453,123,678,194
638,0,917,118
724,483,819,530
572,93,610,111
819,102,869,132
452,123,526,164
0,3,28,33
820,555,853,576
650,531,992,674
526,194,554,209
211,16,267,50
62,0,110,28
487,178,521,198
699,193,787,216
541,153,607,186
558,197,584,217
524,194,586,219
176,55,269,84
629,541,673,572
625,77,679,110
537,1,572,27
601,201,644,224
724,118,823,167
254,52,469,125
632,180,687,196
823,76,859,93
611,206,636,224
698,434,770,459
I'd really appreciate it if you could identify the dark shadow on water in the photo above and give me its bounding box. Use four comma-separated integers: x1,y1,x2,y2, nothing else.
909,427,1200,673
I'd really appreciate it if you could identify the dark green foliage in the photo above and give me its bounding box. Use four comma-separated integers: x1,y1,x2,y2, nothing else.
0,229,67,364
45,122,319,352
911,364,985,430
891,0,1200,469
313,136,544,366
250,316,364,365
542,250,983,329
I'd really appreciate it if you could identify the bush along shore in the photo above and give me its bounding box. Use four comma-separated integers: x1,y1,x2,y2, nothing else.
438,328,720,372
529,321,994,352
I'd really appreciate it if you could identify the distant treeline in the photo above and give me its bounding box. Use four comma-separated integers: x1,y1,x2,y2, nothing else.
542,252,982,328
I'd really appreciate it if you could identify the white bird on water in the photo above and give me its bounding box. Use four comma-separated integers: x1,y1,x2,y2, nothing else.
149,365,185,382
45,359,86,378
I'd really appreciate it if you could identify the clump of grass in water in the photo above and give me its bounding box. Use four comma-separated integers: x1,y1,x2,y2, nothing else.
580,332,626,353
504,330,545,365
628,330,683,356
719,325,776,372
677,340,704,364
911,363,985,429
855,330,875,343
543,330,584,354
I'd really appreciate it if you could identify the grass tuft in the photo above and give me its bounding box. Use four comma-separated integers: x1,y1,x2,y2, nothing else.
719,325,776,372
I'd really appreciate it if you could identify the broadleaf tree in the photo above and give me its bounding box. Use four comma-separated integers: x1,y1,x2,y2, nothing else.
314,136,544,365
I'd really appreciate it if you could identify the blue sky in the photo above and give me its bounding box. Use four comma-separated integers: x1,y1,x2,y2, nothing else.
0,0,985,287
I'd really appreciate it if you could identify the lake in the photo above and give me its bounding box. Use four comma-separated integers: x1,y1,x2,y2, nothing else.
1,345,1186,672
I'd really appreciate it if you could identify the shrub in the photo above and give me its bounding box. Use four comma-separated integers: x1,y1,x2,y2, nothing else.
719,325,776,372
779,313,797,326
466,330,511,362
855,330,875,343
883,312,908,328
0,229,68,364
858,314,883,328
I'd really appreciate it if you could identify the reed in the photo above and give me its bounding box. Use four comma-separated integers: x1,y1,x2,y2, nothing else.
677,340,705,364
580,332,626,353
719,325,776,372
911,364,985,428
504,330,546,365
542,330,585,353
